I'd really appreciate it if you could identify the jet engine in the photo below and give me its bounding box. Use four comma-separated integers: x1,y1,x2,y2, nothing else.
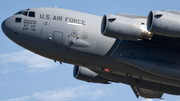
147,10,180,37
101,14,152,40
73,65,110,84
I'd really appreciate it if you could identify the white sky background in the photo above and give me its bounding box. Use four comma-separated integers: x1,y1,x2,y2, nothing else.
1,0,180,101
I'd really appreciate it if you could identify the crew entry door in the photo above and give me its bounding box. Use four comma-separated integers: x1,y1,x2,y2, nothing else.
52,31,63,48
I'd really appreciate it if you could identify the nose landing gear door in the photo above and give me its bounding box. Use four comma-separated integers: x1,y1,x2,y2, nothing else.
52,31,63,48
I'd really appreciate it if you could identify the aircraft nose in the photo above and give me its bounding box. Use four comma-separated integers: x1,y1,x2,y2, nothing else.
1,17,13,37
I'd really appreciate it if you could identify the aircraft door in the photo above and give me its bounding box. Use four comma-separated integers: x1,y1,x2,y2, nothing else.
52,31,63,48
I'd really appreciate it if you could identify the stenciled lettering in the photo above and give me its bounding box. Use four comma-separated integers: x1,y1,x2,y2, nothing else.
82,20,85,25
78,19,81,24
65,17,69,22
46,15,50,19
39,14,86,25
40,14,44,19
65,17,86,25
24,19,36,24
23,19,36,32
53,16,63,21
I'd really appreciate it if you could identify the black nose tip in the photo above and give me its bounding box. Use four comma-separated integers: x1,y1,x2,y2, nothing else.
1,20,6,33
1,17,13,37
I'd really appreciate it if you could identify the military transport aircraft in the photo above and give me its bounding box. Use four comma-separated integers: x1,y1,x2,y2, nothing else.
2,7,180,99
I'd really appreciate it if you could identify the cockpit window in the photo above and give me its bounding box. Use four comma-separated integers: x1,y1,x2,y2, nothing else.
15,11,23,15
28,11,35,17
14,10,35,18
15,18,22,23
22,11,28,16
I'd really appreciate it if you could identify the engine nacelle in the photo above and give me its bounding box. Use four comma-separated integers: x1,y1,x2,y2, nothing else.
73,65,110,84
101,14,152,40
147,11,180,37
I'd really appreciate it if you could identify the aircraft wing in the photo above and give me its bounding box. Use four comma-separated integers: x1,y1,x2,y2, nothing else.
162,9,180,15
151,34,180,47
116,10,180,47
116,13,147,19
131,86,163,99
115,13,147,24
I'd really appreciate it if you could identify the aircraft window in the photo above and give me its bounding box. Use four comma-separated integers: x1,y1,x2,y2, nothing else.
28,11,35,17
22,11,28,16
14,11,23,15
15,18,22,23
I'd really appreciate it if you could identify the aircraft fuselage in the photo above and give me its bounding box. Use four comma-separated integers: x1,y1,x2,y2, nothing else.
2,7,180,96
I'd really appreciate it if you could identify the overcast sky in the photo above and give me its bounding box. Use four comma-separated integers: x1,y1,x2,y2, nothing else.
1,0,180,101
